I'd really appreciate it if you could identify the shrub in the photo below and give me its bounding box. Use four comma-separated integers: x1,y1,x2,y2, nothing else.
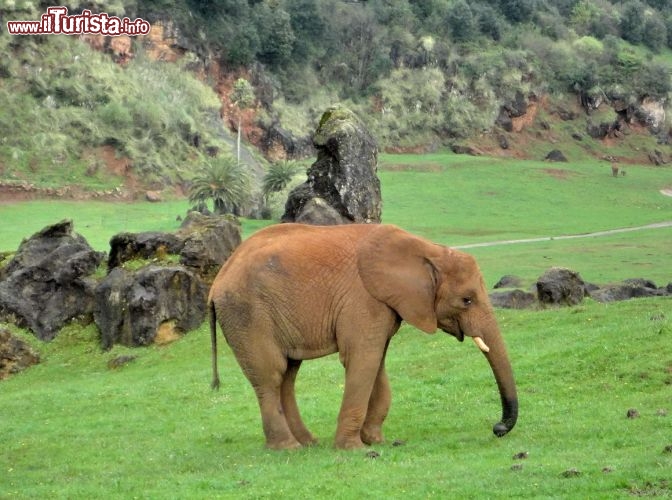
188,156,252,215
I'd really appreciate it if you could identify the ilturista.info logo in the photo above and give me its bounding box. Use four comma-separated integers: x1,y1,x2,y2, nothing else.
6,6,151,36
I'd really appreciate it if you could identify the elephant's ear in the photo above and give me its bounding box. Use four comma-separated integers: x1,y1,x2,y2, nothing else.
357,225,440,334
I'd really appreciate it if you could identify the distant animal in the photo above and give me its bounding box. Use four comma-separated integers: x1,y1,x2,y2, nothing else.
209,223,518,449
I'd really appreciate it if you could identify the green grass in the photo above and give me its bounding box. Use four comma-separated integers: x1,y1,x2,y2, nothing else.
378,154,672,245
2,297,670,498
0,200,190,252
1,153,672,498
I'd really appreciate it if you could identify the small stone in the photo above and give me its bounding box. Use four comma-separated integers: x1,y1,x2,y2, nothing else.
107,355,137,369
562,468,581,478
511,464,523,471
145,190,162,202
512,451,529,460
366,450,380,459
663,445,672,454
602,467,614,473
391,439,406,447
626,408,640,419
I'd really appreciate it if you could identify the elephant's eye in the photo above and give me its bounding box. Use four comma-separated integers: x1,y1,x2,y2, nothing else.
462,297,473,306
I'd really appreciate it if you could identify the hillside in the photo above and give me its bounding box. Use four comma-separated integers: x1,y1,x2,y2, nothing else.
1,0,672,198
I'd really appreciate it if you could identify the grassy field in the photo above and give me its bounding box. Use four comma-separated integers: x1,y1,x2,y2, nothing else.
1,153,672,498
2,299,670,498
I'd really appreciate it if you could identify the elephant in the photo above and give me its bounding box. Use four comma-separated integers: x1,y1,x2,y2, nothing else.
209,223,518,450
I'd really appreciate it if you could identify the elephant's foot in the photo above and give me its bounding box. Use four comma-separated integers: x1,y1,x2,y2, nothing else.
361,425,384,445
287,425,318,447
334,435,365,450
297,434,319,447
265,437,302,450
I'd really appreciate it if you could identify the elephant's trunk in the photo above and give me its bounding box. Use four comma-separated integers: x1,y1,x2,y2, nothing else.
492,390,518,437
479,318,518,437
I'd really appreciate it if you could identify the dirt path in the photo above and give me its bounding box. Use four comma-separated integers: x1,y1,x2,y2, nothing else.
455,221,672,250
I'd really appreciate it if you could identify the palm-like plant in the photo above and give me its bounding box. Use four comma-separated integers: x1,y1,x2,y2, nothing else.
189,155,251,215
262,160,301,201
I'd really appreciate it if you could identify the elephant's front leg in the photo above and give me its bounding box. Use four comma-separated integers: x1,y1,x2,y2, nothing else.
335,350,386,449
361,359,391,445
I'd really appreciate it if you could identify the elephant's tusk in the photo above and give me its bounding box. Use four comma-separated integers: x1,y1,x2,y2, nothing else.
473,336,490,353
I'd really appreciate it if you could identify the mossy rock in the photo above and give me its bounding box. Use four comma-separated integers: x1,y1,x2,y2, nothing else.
313,104,364,146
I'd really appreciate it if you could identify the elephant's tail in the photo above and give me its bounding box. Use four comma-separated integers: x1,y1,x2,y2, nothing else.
210,300,221,390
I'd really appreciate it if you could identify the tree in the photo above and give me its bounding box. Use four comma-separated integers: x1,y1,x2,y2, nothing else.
287,0,325,59
474,3,503,41
636,61,672,98
254,2,296,68
325,4,389,93
230,78,255,166
445,0,477,42
643,15,667,52
619,0,646,45
188,155,251,215
499,0,535,23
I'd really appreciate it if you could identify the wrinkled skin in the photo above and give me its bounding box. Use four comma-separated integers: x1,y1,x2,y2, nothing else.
209,223,518,449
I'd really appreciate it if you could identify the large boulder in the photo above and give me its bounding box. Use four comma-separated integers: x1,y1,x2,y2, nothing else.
631,97,666,132
0,220,105,340
589,278,668,303
107,231,184,270
545,150,568,162
495,91,529,132
177,211,242,282
107,213,241,282
294,196,351,225
282,105,382,225
0,328,40,380
489,289,537,310
536,267,585,306
94,265,207,350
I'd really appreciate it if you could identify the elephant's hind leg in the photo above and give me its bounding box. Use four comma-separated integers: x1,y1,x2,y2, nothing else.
233,340,301,450
251,374,302,449
281,359,318,446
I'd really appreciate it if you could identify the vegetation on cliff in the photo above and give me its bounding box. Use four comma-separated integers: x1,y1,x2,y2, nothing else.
1,0,672,192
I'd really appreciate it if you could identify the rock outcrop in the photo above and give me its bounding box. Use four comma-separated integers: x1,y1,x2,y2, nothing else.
0,220,105,340
495,91,529,132
177,211,242,282
282,105,382,225
545,150,568,162
107,212,241,282
489,289,537,310
536,267,586,306
589,278,668,303
108,231,184,270
94,265,207,350
489,271,670,309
